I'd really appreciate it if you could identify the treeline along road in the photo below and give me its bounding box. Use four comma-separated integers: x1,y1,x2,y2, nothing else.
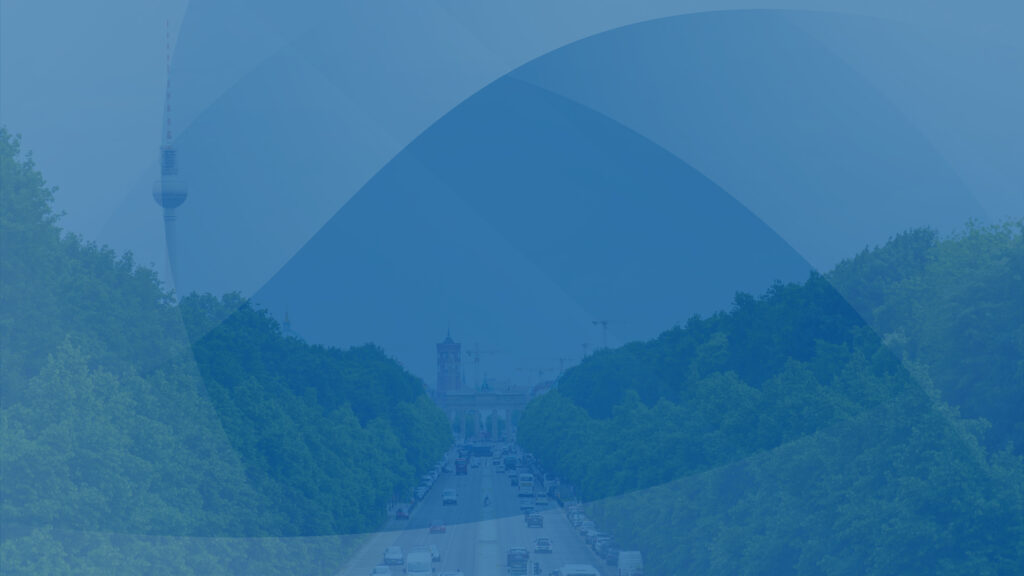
2,128,1021,574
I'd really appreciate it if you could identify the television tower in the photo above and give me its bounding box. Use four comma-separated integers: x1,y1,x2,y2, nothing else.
152,19,187,289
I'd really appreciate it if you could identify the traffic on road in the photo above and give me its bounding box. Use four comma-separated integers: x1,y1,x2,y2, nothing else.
338,443,642,576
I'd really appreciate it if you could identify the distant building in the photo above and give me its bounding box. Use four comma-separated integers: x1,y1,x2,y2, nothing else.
436,332,462,395
281,311,302,340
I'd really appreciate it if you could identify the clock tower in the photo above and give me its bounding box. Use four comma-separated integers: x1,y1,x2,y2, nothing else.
436,331,462,396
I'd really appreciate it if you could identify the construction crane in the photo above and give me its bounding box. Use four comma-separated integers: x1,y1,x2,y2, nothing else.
516,365,560,395
529,357,572,378
465,343,501,390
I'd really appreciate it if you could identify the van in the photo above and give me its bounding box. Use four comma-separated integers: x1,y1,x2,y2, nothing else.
405,551,432,576
618,550,643,576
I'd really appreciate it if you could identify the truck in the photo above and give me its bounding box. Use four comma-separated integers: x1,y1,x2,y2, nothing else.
506,546,529,576
618,551,643,576
455,458,468,475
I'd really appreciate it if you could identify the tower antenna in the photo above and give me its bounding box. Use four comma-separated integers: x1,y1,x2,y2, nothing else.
165,19,172,143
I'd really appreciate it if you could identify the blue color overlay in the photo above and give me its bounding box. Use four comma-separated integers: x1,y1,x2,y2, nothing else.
2,2,1022,574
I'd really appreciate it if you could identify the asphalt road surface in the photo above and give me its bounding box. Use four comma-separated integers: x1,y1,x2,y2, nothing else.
338,454,612,576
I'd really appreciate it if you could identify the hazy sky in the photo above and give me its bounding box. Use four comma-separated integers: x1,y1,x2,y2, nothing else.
3,1,1021,258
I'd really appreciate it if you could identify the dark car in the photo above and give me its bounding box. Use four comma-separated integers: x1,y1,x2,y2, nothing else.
534,537,553,554
394,508,409,520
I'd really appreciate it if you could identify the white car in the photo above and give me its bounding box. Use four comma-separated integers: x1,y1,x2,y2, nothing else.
410,543,441,562
383,546,403,565
442,488,457,505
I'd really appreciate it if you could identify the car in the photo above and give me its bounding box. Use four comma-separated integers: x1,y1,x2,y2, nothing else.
442,488,458,505
470,459,480,468
534,537,553,554
383,546,403,565
370,565,392,575
438,571,465,576
407,544,440,563
429,519,446,534
394,508,409,520
506,546,530,575
526,513,544,528
414,486,428,500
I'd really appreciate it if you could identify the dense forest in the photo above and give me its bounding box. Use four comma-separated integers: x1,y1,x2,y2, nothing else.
519,223,1023,574
0,128,452,574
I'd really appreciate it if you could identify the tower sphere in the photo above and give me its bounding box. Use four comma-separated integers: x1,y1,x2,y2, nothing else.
152,177,188,210
153,144,187,210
